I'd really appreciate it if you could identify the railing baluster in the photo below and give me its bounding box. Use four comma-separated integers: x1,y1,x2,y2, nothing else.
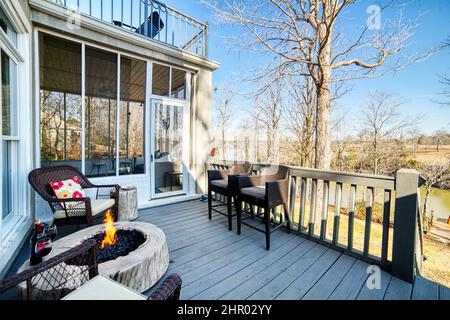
172,13,175,46
332,182,342,244
347,184,356,250
101,0,103,21
89,0,92,16
130,0,133,31
320,180,329,240
121,0,124,27
165,8,168,43
298,177,307,233
111,0,114,24
308,179,317,236
158,5,161,41
289,176,297,229
364,187,374,256
381,189,391,262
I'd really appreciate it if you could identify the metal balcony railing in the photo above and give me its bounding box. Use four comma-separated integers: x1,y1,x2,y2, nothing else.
51,0,209,57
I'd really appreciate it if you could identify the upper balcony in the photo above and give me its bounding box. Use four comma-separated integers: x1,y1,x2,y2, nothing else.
49,0,209,58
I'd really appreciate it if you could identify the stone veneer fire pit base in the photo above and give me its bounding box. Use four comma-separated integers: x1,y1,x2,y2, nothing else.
18,222,169,295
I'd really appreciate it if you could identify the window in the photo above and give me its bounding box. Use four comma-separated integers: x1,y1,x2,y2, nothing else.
1,49,17,221
40,34,82,171
152,63,169,96
119,56,146,175
171,68,186,99
85,46,117,177
152,63,187,100
39,34,147,177
0,7,17,46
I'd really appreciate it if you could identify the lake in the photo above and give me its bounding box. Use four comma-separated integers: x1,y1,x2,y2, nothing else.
420,187,450,222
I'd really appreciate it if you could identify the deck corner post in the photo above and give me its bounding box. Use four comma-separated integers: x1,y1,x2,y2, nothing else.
391,168,420,283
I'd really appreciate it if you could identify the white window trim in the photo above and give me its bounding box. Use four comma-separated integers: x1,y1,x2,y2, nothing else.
0,2,33,275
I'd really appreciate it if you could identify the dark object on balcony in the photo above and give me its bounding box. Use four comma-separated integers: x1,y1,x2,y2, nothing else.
148,273,182,301
208,164,253,231
136,11,165,39
0,239,99,300
236,165,291,250
113,12,164,39
28,165,119,226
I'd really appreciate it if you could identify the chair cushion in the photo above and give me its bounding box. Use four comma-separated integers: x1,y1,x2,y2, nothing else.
50,176,85,209
241,186,266,199
53,198,115,219
62,275,147,300
210,179,228,189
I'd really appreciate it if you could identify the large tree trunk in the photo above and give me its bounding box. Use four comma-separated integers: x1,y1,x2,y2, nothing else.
314,15,333,170
315,77,332,170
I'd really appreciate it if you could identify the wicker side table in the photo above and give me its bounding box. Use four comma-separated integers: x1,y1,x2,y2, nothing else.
117,186,139,221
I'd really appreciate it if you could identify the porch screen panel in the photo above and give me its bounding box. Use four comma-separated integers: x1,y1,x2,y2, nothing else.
85,47,117,177
119,56,146,175
170,68,186,99
152,63,169,96
39,34,82,171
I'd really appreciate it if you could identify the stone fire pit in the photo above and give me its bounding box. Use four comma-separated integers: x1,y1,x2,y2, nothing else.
18,222,169,296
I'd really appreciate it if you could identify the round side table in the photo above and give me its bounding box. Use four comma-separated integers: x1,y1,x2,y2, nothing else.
117,186,139,221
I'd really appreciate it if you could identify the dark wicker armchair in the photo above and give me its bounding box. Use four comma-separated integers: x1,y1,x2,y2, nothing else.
28,165,120,226
236,165,291,250
148,274,182,300
0,239,98,300
208,164,253,231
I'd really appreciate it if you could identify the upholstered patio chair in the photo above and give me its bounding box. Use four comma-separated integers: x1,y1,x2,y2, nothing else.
28,165,120,226
236,165,291,250
208,163,253,230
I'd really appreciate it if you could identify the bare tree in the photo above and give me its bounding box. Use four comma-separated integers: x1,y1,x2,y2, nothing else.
213,86,235,160
284,75,316,167
435,36,450,106
203,0,435,170
433,129,446,152
251,77,284,163
359,91,419,175
419,161,450,232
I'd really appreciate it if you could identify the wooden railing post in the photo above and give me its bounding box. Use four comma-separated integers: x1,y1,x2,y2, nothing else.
391,169,421,283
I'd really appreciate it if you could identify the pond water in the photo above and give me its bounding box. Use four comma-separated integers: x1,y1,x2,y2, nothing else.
420,187,450,222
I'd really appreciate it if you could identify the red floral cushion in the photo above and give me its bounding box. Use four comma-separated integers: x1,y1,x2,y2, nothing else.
50,176,86,209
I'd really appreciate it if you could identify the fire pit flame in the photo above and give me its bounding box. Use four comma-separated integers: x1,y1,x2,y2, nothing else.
100,210,117,249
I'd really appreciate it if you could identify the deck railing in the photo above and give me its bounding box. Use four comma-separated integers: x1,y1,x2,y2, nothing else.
51,0,209,57
209,161,425,283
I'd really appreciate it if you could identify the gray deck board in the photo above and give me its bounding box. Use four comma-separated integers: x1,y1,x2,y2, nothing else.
137,200,444,300
383,276,413,300
439,285,450,300
276,248,341,300
411,276,439,300
302,253,356,300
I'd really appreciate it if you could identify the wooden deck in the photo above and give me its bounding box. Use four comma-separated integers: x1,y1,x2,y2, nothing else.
140,200,449,300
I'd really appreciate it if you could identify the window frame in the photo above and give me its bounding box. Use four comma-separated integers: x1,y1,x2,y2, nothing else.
0,6,26,251
38,30,151,178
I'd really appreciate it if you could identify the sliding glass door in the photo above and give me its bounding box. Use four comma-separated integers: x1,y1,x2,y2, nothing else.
150,99,189,198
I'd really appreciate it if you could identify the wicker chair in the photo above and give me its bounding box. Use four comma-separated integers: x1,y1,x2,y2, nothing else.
0,239,99,300
28,165,120,226
148,274,182,300
236,165,291,250
208,164,253,231
0,240,182,301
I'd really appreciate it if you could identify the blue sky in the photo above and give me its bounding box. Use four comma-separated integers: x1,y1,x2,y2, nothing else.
163,1,449,135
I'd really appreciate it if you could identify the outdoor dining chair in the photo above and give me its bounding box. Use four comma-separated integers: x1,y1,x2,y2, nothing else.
207,163,253,230
236,165,291,250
